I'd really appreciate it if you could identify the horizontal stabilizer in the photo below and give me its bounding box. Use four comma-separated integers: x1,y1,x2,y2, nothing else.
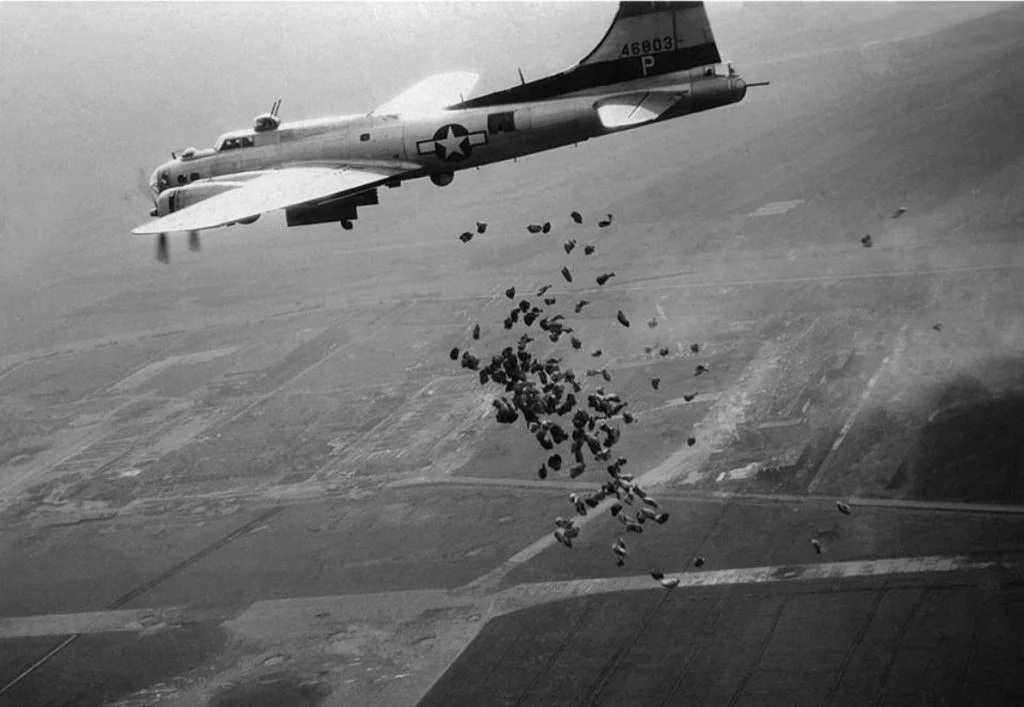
372,71,479,116
594,90,685,128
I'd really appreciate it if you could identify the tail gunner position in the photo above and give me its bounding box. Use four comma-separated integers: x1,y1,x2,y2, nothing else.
135,2,764,262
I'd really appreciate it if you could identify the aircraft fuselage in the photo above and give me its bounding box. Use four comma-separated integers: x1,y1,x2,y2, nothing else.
151,68,746,219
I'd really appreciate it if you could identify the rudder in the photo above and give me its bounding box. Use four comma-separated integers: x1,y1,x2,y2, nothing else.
578,1,721,76
455,1,725,108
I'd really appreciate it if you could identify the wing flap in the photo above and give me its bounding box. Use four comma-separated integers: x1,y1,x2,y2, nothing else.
372,71,479,116
132,166,401,235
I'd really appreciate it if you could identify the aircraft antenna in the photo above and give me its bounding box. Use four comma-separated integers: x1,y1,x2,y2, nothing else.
517,67,526,86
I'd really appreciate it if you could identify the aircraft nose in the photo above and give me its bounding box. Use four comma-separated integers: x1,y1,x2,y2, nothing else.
731,77,747,102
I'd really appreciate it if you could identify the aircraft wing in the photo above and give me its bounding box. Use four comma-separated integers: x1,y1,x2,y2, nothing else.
372,71,479,116
132,166,404,235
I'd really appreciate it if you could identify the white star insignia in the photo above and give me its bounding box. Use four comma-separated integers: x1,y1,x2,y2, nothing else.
437,126,467,158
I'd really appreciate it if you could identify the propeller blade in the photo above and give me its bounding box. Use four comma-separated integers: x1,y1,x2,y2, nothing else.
136,168,155,202
156,233,169,264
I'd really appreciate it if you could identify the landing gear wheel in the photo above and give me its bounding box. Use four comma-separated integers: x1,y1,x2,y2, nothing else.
340,219,354,231
156,233,169,264
188,230,200,252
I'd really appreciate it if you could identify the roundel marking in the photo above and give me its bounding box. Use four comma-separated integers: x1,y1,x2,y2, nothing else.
417,123,489,162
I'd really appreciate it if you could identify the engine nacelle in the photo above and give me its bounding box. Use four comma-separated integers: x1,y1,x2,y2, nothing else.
155,182,239,216
430,171,454,187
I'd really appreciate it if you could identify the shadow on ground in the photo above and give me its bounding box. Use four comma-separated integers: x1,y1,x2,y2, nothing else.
825,354,1024,503
909,359,1024,503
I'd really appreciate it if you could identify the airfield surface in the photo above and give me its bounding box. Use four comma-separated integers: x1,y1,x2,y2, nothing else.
2,4,1024,706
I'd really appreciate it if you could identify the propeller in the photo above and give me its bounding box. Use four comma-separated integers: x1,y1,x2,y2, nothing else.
156,233,169,264
135,168,170,263
136,168,155,202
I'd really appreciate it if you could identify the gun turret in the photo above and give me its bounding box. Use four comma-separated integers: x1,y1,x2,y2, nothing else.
253,98,282,132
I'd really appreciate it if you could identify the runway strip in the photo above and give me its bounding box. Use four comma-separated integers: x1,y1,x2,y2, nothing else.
2,554,1013,640
494,554,1012,611
392,478,1024,515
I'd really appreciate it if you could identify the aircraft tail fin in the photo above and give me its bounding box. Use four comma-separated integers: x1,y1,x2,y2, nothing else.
578,1,721,75
457,2,724,108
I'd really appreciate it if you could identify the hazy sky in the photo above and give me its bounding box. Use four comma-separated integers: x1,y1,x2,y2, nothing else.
0,3,610,278
0,1,1001,349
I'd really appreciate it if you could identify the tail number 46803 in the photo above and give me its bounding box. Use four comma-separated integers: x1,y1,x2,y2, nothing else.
621,36,674,57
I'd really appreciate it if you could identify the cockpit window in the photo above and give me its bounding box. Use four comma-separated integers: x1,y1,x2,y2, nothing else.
218,135,254,151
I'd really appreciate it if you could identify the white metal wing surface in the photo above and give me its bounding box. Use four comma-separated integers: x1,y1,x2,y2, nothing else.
132,166,405,235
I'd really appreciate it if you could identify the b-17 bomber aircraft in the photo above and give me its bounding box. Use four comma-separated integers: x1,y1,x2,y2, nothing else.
134,1,762,262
